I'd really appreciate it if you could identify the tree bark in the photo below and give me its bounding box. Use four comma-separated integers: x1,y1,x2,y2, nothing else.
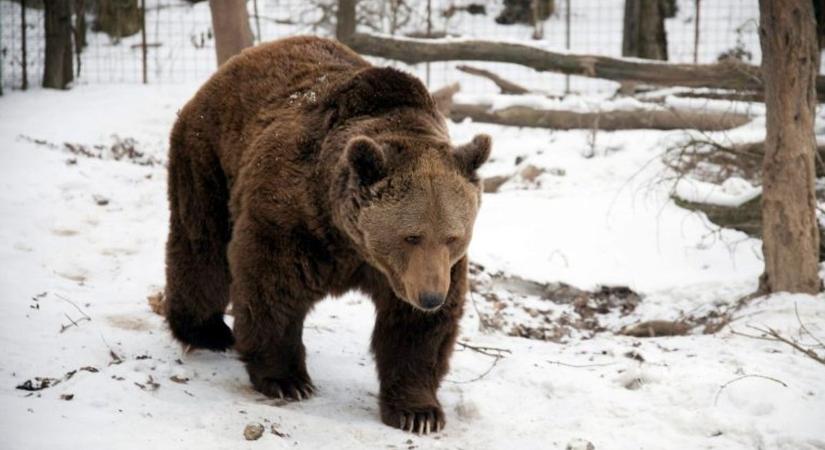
43,0,73,89
758,0,821,294
344,33,825,97
622,0,668,61
208,0,254,66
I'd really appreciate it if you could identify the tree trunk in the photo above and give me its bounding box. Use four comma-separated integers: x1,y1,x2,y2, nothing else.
94,0,142,40
622,0,668,61
758,0,821,294
496,0,554,25
43,0,73,89
209,0,254,66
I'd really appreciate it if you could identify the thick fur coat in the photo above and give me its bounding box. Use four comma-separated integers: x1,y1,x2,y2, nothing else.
164,36,491,433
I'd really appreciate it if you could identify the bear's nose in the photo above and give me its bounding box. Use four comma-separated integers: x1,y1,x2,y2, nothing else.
419,292,445,310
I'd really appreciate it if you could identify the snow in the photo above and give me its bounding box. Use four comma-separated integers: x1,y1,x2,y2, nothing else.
674,177,762,208
1,81,824,450
2,0,825,446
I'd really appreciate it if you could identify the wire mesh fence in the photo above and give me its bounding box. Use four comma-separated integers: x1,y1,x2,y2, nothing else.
1,0,764,96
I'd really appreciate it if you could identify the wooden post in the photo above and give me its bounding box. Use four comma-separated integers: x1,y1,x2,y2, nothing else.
758,0,821,294
140,0,147,84
253,0,261,44
21,0,28,90
564,0,570,93
336,0,356,43
693,0,701,64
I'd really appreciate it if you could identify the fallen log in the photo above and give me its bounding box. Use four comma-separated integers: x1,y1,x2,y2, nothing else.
431,82,461,115
448,103,751,131
345,33,825,97
673,193,825,261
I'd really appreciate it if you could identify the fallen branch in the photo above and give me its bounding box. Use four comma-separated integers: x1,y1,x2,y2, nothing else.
621,320,691,337
546,360,616,368
431,82,461,116
448,103,751,131
345,32,825,96
743,325,825,366
456,64,529,95
456,341,511,358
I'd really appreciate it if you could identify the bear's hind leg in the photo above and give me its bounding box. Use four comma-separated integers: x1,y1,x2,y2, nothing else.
164,132,234,351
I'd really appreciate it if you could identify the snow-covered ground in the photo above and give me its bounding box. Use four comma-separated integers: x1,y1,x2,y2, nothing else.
1,82,824,450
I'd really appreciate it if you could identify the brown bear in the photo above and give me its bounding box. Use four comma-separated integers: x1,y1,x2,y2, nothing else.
163,36,491,434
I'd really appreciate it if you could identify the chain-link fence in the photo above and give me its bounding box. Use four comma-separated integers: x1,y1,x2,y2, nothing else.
1,0,764,95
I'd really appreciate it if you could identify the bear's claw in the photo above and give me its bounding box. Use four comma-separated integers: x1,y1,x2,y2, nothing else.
253,375,314,402
397,409,444,435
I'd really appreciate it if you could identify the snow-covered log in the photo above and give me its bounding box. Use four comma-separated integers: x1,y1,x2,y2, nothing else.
673,193,825,261
446,103,751,131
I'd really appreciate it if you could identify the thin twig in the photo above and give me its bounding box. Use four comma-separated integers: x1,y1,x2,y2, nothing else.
546,360,616,368
468,290,495,332
795,302,825,349
56,293,92,333
446,355,502,384
714,374,788,406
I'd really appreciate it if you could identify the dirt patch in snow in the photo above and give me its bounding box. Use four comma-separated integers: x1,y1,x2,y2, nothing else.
468,262,641,342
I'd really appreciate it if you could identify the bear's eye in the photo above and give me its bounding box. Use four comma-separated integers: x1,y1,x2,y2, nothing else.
445,236,459,245
404,235,422,245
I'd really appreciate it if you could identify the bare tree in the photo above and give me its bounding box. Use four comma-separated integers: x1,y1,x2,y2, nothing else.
94,0,142,40
622,0,668,60
209,0,254,66
43,0,73,89
758,0,821,294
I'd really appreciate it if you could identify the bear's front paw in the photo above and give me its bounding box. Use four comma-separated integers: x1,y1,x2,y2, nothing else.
381,403,445,434
251,373,314,401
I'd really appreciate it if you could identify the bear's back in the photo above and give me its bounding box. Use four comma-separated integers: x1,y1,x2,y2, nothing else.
174,37,371,174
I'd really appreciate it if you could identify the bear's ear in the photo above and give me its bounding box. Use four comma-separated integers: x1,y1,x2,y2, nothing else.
346,136,387,187
454,134,492,176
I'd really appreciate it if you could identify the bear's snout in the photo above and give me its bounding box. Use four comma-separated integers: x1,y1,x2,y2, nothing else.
419,292,445,310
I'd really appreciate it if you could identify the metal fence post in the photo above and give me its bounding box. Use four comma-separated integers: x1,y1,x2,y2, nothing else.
253,0,261,43
565,0,571,94
693,0,701,64
21,0,28,90
141,0,147,84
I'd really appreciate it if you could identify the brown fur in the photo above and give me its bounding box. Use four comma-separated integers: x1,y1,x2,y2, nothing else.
163,36,491,432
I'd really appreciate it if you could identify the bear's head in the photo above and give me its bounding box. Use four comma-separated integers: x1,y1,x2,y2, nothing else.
337,130,491,312
325,67,491,312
